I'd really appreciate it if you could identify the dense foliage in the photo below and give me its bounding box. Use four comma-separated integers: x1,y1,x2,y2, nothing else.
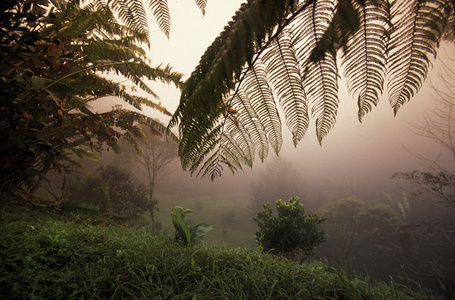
0,0,182,197
253,197,325,261
316,197,455,292
0,203,445,299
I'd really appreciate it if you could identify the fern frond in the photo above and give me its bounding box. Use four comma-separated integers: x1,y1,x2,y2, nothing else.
242,62,282,154
341,0,390,121
262,29,309,147
230,89,269,161
220,125,251,171
193,0,207,16
305,52,339,144
222,113,255,168
183,123,224,174
387,0,446,114
442,0,455,40
148,0,171,38
292,0,339,144
172,0,453,179
110,0,150,41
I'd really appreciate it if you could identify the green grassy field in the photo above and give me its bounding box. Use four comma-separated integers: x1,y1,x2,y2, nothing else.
0,202,445,299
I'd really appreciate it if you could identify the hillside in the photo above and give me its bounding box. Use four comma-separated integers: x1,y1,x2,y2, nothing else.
0,202,443,299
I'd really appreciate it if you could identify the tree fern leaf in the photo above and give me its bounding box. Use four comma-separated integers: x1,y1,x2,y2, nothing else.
387,0,446,114
341,0,390,121
291,0,336,63
171,0,453,179
148,0,171,38
110,0,150,40
230,89,269,161
193,0,207,16
262,29,309,147
222,114,255,168
220,138,246,172
242,62,282,154
197,152,223,180
180,122,223,173
304,52,339,144
291,0,339,144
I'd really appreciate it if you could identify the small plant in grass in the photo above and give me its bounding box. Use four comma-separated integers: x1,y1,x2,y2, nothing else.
253,197,325,261
171,206,213,245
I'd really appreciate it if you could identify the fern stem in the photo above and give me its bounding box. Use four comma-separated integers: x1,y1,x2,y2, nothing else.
43,61,131,90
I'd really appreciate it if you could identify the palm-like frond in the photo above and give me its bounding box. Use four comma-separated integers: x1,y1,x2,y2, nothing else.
37,0,183,133
292,0,339,143
148,0,171,38
262,29,308,147
110,0,150,40
341,0,390,121
193,0,207,16
171,0,454,180
387,0,447,114
242,62,282,154
231,89,269,161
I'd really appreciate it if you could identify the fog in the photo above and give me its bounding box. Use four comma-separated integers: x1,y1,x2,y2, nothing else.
140,45,455,204
64,2,455,291
88,0,455,203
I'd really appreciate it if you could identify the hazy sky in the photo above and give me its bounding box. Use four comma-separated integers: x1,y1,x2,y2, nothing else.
95,1,455,194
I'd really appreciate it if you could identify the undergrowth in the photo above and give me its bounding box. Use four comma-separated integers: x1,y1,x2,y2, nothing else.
0,202,444,299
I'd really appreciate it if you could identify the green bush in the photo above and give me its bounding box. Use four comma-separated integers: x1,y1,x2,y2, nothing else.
253,197,325,261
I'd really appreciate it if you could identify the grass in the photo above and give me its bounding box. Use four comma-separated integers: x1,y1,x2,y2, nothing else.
0,201,444,299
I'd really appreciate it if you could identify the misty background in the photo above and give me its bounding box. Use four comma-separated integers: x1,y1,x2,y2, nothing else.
55,0,455,292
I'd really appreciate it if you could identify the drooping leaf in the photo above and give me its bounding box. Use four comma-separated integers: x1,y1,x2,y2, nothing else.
387,0,446,115
262,29,309,147
193,0,207,16
340,0,390,121
148,0,171,38
190,223,213,240
170,0,454,180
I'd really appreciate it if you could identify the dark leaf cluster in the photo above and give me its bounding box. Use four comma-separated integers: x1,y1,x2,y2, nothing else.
0,0,182,196
253,197,325,261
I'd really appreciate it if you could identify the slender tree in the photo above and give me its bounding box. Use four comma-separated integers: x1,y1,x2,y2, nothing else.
119,124,178,231
394,50,455,214
406,51,455,170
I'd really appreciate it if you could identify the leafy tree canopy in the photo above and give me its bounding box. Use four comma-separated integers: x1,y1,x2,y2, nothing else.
170,0,455,180
0,0,183,196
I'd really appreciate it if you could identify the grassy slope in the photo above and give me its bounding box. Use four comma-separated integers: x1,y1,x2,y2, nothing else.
0,202,444,299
